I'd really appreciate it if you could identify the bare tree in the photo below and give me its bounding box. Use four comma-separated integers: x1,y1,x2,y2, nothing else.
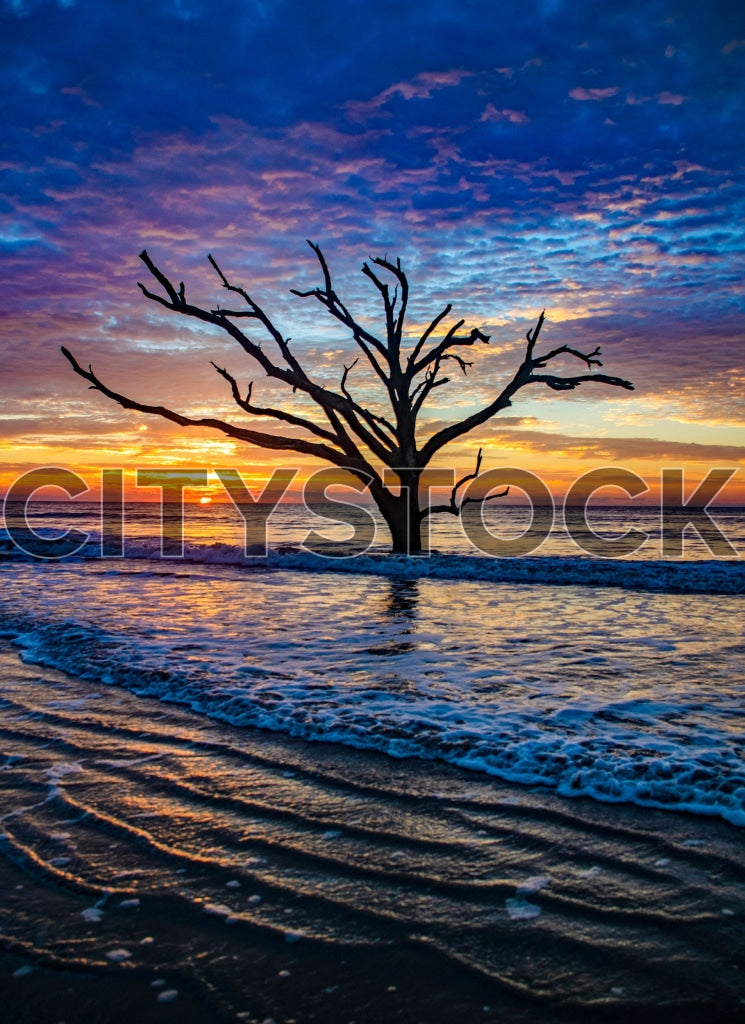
63,243,634,553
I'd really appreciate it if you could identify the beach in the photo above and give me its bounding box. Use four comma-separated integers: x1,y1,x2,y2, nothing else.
2,644,744,1023
1,500,744,1021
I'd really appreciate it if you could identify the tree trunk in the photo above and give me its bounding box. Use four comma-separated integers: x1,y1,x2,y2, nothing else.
376,474,423,554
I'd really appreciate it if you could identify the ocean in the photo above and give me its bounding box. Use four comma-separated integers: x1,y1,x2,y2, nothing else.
2,498,744,1020
2,500,743,825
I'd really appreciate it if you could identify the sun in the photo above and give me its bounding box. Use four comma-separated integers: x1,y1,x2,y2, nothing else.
199,496,212,504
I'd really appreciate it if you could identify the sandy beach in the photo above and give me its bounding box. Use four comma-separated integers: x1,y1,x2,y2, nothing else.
2,643,744,1023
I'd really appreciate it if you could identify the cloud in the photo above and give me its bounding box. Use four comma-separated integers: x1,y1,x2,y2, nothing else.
657,91,685,105
480,104,529,124
626,91,687,109
722,39,745,55
344,69,475,121
60,84,101,108
569,86,619,101
473,425,745,465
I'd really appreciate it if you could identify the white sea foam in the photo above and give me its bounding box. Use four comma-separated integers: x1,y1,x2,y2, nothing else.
505,897,542,920
0,548,743,827
202,903,235,917
105,948,132,961
1,525,743,593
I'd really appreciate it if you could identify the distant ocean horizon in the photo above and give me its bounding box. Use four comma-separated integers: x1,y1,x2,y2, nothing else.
4,498,745,561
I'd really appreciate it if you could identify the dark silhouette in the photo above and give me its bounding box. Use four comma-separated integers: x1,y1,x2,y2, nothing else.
63,244,634,553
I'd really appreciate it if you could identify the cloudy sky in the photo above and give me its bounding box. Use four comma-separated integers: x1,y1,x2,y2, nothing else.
2,0,744,504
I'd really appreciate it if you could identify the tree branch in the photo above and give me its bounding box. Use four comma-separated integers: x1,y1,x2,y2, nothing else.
408,304,452,369
527,372,634,391
290,241,392,386
337,356,398,449
409,321,490,380
61,346,360,468
136,249,400,465
207,253,308,380
339,357,359,402
420,448,509,520
532,343,602,370
362,261,395,349
411,366,450,418
138,249,182,307
371,255,408,346
210,362,342,443
420,311,634,463
525,309,545,360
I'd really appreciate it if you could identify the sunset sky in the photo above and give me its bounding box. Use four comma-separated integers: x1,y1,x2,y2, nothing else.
2,0,744,506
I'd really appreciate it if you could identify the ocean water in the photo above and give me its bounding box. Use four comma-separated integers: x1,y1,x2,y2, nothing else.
4,648,744,1020
1,500,743,826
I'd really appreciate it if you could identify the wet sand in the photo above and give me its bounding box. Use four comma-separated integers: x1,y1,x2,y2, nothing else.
1,645,744,1023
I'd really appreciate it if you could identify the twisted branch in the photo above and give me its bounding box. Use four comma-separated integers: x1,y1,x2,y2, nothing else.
420,310,633,463
61,346,353,467
420,449,509,520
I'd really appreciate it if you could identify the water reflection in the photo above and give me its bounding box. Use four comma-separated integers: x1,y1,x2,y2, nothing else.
384,578,419,619
363,579,420,658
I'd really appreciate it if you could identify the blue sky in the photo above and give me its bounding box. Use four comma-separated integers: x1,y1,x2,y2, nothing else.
1,0,744,499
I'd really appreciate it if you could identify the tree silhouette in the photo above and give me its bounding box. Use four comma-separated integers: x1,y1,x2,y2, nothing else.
63,243,634,553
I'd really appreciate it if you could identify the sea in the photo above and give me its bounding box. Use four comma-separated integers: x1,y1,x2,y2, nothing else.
1,498,744,828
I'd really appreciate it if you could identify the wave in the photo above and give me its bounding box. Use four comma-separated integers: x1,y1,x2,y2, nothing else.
2,610,743,828
1,530,743,593
4,646,744,1020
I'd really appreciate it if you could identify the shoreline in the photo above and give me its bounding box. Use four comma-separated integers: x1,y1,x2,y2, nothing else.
1,646,744,1022
2,534,744,596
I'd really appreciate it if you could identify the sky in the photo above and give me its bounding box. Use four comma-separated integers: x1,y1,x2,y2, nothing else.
1,0,744,508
